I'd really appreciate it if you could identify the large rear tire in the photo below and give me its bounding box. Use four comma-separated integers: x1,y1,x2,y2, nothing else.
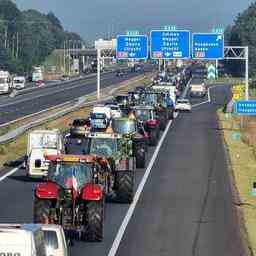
135,144,145,168
34,198,52,224
82,200,104,242
115,171,134,203
159,113,167,131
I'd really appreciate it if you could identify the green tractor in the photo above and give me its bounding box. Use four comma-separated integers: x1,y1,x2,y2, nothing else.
85,132,135,203
140,90,173,130
111,117,147,169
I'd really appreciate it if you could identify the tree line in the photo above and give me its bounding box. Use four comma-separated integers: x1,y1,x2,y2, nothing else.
225,1,256,77
0,0,82,73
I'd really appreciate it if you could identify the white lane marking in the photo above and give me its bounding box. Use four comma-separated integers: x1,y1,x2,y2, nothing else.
108,119,174,256
191,84,228,109
0,167,20,182
192,100,209,108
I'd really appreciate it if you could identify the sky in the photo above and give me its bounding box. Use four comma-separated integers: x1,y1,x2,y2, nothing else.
14,0,254,43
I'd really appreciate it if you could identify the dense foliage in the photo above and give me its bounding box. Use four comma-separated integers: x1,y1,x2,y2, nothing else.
0,0,82,73
225,2,256,77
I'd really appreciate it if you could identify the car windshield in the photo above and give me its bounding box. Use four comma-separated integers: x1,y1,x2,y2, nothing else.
177,99,189,104
44,230,58,250
134,109,151,121
30,133,58,149
89,138,118,157
48,162,92,190
112,119,136,134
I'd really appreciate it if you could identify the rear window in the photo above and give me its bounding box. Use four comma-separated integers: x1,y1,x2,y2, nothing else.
73,119,88,126
44,230,58,250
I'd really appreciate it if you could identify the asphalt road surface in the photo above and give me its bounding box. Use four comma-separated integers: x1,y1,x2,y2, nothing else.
0,70,147,125
0,84,245,256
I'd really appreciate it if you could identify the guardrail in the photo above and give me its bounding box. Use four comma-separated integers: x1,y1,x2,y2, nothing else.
0,75,147,145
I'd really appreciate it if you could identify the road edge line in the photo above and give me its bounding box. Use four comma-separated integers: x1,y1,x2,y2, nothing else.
107,118,174,256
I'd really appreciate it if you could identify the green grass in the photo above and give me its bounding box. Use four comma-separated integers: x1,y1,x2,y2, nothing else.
218,110,256,255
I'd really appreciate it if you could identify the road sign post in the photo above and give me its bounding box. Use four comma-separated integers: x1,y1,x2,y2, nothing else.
116,35,148,60
192,33,224,59
150,30,190,59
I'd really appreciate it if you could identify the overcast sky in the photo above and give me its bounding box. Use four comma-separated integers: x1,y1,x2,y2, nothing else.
14,0,254,42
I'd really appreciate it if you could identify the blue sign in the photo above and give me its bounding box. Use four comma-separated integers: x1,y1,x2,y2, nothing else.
236,100,256,115
192,33,224,59
150,30,190,59
116,35,148,59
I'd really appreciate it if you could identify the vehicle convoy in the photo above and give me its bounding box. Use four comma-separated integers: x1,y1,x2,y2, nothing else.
85,132,135,203
190,79,206,97
0,70,11,94
132,105,160,146
25,129,64,178
111,117,147,168
0,224,46,256
12,76,26,89
34,154,105,242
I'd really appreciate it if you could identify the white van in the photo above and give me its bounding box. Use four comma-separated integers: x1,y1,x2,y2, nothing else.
41,225,68,256
12,76,26,89
92,105,112,120
0,224,46,256
26,129,63,178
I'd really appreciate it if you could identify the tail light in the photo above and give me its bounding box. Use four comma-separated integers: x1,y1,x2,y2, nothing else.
82,183,103,201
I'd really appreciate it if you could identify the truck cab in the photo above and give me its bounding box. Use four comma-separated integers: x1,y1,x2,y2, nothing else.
26,129,63,178
0,224,46,256
0,70,11,94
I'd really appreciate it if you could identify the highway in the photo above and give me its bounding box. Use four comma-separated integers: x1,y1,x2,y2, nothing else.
0,84,245,256
0,70,147,125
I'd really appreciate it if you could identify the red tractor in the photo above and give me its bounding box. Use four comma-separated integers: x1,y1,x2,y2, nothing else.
33,154,107,242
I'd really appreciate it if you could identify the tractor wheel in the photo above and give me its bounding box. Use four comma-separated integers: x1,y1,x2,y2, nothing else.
115,171,134,203
135,144,145,168
34,198,52,224
149,129,157,146
82,200,104,242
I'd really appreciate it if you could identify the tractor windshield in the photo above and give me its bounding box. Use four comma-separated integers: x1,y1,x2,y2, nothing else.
134,109,151,121
143,93,158,106
89,138,118,157
112,119,136,134
48,162,92,190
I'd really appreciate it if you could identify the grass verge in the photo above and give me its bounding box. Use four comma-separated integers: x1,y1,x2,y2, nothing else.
218,110,256,255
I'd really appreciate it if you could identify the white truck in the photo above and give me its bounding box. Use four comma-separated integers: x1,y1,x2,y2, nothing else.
0,224,46,256
26,129,63,178
190,82,207,97
0,70,11,94
0,224,68,256
12,76,26,89
32,66,44,82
